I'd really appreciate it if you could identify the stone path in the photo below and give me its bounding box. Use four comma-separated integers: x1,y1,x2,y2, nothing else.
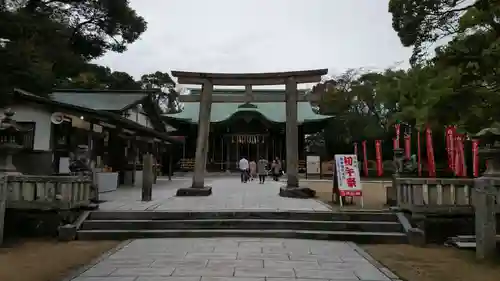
71,238,400,281
99,177,330,212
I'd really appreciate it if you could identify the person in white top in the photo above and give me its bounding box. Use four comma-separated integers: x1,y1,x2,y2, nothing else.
239,157,249,183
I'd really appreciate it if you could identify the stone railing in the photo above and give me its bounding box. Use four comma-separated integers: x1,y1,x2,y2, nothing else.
392,177,476,213
4,175,92,210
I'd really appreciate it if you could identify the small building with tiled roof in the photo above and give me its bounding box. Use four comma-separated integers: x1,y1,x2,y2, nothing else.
1,89,181,189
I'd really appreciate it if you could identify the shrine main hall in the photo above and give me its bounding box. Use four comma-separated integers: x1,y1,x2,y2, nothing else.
163,88,331,172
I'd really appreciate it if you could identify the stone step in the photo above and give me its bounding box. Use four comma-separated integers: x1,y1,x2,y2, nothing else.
88,211,398,222
76,229,407,244
81,219,403,233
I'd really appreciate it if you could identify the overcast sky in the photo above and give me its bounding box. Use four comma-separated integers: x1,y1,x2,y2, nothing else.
96,0,412,82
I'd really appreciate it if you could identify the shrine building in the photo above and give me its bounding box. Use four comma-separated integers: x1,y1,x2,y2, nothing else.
163,88,332,172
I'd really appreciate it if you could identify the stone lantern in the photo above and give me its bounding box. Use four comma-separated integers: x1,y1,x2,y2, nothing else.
474,125,500,177
386,147,405,206
69,145,91,174
0,109,30,175
471,124,500,259
393,147,404,176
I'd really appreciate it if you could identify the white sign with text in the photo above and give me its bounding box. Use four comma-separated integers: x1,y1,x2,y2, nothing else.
334,154,363,197
306,155,321,174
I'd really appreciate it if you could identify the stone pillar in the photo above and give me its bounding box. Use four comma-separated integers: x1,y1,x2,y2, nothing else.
0,175,6,245
141,153,153,201
285,77,299,188
245,84,252,103
168,144,172,181
279,78,315,198
474,146,499,259
226,137,232,172
176,80,213,196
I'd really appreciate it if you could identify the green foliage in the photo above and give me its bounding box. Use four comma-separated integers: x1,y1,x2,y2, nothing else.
140,71,180,113
388,0,500,64
315,0,500,157
0,0,147,97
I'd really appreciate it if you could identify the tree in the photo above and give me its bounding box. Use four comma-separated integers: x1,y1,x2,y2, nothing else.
0,8,85,95
57,63,141,90
21,0,147,59
0,0,147,96
388,0,500,64
140,71,180,113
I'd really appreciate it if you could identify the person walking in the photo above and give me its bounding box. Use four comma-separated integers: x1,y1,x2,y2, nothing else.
257,157,268,184
271,159,281,181
239,157,249,183
249,160,257,181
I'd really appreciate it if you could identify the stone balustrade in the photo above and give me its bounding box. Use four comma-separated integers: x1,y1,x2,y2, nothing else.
393,177,478,213
4,175,92,210
392,176,500,214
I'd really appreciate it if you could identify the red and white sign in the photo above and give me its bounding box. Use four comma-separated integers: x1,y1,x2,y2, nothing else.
335,154,363,197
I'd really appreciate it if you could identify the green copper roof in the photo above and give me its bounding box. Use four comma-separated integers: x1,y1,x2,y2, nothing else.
163,101,331,124
49,90,152,111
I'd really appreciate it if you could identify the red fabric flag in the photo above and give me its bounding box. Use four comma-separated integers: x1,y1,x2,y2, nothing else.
362,140,369,177
393,138,398,150
426,127,436,177
445,126,453,171
446,126,456,172
395,124,400,148
354,142,358,156
404,134,411,159
375,140,383,177
472,139,479,177
417,131,422,176
453,134,460,176
458,134,467,177
453,134,466,177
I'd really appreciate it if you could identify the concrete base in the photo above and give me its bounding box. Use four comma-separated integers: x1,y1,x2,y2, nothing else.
279,186,316,199
176,187,212,196
408,227,426,247
58,224,77,241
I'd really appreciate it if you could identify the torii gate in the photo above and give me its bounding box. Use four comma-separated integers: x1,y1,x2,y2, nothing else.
172,69,328,198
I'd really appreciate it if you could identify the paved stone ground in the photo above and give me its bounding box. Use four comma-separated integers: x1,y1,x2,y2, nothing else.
98,177,330,212
70,238,399,281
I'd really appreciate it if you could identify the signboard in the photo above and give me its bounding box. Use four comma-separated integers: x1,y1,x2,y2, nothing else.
334,154,363,197
306,155,321,174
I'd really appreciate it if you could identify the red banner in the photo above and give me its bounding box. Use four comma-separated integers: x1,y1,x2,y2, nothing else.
354,142,358,156
445,126,455,172
417,131,422,176
454,134,467,177
426,127,436,177
375,140,383,177
394,124,400,148
460,135,467,177
404,134,411,159
472,139,479,177
362,140,368,177
393,138,398,150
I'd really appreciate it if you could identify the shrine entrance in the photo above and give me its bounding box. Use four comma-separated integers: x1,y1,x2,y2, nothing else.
233,134,265,160
170,69,328,197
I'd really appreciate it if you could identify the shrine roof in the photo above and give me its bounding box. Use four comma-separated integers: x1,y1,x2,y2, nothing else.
10,89,182,144
163,101,331,124
49,89,159,111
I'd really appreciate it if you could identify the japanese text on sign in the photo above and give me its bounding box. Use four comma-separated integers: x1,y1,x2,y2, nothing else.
334,154,363,197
